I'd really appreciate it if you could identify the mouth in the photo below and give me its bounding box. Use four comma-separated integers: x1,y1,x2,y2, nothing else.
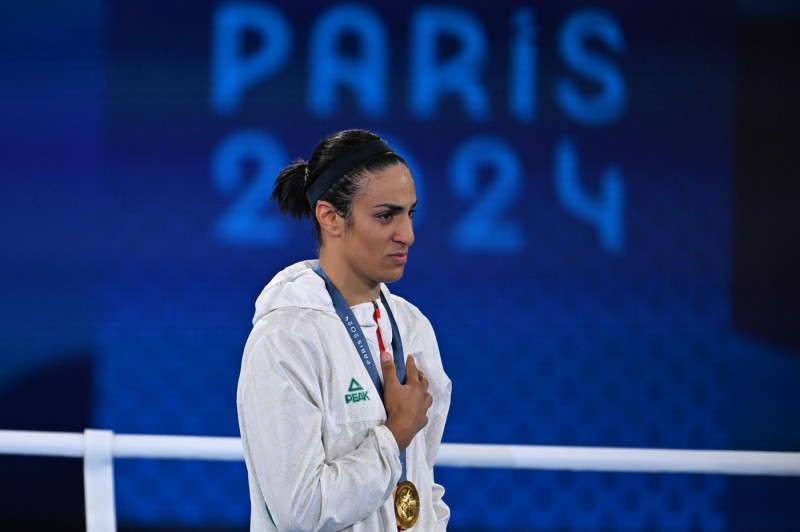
388,252,408,265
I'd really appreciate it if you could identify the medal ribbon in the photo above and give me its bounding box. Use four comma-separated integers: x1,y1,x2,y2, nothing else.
314,264,408,482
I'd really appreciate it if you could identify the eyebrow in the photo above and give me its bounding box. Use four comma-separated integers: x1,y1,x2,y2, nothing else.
372,201,418,211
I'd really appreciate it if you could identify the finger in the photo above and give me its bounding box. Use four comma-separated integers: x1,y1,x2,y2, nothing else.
417,370,428,389
405,355,418,378
380,351,399,385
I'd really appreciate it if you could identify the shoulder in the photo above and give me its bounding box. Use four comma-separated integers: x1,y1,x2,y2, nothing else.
385,292,433,327
382,290,439,352
249,306,334,348
240,306,336,392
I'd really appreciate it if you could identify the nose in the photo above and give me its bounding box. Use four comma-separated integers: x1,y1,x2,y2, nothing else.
394,214,414,247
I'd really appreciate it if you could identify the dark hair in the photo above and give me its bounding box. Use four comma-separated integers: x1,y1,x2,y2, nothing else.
271,129,407,245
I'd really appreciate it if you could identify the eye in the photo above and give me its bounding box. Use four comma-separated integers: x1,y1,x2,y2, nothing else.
409,209,417,219
376,211,393,221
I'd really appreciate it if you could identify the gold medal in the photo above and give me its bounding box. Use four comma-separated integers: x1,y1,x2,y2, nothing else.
393,480,420,529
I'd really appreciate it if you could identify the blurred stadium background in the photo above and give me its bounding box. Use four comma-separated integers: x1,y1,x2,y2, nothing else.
1,0,799,530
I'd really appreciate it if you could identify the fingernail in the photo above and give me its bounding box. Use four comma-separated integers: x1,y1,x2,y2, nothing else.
381,351,391,362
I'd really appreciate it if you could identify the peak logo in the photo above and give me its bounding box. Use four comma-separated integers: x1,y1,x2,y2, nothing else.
345,378,370,404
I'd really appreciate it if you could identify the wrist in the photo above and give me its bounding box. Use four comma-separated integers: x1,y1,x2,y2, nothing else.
385,419,410,452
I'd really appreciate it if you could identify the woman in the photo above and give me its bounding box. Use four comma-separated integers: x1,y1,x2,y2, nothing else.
237,129,451,531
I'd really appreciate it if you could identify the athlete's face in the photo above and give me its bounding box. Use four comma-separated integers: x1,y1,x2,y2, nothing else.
342,163,416,287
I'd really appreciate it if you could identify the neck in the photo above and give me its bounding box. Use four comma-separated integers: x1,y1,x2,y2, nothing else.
318,254,380,307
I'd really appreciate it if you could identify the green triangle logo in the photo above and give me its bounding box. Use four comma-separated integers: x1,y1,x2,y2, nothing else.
348,378,364,392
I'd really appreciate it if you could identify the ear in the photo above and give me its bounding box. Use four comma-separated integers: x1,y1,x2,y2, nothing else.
315,201,343,239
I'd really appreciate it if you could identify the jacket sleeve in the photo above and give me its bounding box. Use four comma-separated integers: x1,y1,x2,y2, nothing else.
237,314,402,531
419,315,452,530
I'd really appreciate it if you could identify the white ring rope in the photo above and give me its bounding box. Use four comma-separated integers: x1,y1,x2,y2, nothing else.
2,429,799,476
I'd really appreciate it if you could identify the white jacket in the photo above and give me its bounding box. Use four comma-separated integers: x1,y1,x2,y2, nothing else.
237,260,451,531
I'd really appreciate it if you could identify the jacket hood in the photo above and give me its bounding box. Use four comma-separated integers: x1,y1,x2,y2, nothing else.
253,260,334,325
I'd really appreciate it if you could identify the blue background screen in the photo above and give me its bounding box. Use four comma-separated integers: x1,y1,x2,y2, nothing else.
1,1,799,530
